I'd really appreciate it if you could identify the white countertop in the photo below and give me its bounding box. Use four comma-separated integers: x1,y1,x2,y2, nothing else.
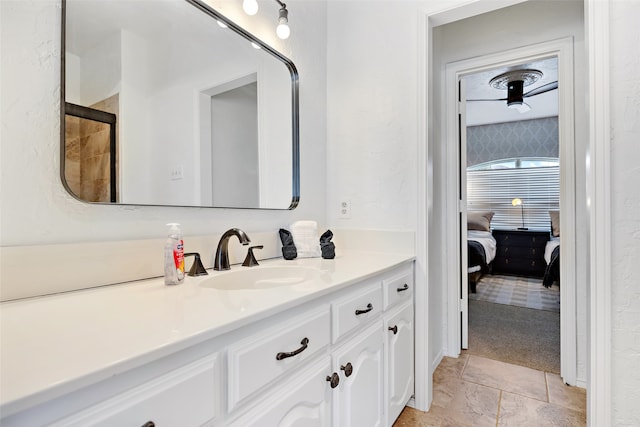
0,250,413,416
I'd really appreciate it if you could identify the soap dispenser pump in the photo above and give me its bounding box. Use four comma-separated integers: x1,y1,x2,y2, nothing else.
164,223,185,285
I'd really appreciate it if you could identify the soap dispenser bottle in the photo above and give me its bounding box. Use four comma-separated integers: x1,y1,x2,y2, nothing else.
164,223,185,285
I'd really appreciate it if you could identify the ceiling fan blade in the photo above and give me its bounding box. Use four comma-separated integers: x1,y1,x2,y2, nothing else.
523,81,558,97
466,97,508,102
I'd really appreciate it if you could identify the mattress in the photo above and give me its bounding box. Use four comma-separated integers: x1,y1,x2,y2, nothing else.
544,237,560,264
468,230,497,264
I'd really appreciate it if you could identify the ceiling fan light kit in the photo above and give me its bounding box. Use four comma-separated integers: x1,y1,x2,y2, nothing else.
491,69,542,114
489,69,543,90
467,68,557,114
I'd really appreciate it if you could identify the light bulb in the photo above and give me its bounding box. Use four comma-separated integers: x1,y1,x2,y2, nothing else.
507,101,531,113
276,22,290,39
243,0,258,15
276,6,290,40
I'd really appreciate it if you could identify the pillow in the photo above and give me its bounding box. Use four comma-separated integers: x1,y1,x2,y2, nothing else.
549,210,560,237
467,211,494,232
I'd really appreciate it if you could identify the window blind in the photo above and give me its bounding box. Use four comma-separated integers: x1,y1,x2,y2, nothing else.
467,166,559,231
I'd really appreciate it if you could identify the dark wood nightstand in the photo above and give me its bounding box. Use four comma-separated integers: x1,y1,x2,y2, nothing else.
492,229,550,277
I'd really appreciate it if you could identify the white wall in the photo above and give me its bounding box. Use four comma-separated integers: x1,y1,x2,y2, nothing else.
211,84,259,207
609,1,640,424
432,0,588,382
0,0,327,248
326,1,420,230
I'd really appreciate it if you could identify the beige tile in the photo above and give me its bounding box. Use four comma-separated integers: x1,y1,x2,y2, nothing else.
462,355,547,401
443,381,500,427
498,391,586,427
432,354,470,408
393,405,474,427
80,128,111,157
546,373,586,414
435,354,469,379
432,376,466,408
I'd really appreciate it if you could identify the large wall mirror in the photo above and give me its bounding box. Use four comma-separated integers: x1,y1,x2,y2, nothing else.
61,0,299,209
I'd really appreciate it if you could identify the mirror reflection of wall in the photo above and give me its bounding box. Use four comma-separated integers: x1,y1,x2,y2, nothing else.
63,0,298,209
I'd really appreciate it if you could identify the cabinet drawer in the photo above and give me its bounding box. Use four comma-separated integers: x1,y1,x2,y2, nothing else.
497,246,542,258
382,267,414,310
52,354,219,427
493,257,545,276
332,282,382,343
227,305,331,412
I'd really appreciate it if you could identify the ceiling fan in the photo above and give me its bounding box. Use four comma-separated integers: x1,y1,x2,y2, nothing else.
466,69,558,113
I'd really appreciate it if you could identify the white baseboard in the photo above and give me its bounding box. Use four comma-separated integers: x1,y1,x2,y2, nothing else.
431,349,444,374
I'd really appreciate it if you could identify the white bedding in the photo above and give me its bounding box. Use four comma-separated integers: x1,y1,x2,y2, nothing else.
468,230,497,265
545,237,560,264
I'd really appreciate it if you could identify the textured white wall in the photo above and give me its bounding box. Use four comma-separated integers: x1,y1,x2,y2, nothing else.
326,1,421,230
0,0,327,248
610,1,640,424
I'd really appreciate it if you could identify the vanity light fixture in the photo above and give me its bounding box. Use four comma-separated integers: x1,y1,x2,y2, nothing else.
276,3,290,39
511,198,528,230
242,0,291,40
242,0,259,15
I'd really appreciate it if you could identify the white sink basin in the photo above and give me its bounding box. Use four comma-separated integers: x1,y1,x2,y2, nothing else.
199,266,328,291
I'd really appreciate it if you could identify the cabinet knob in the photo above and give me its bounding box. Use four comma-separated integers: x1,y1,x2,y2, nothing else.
276,337,309,360
388,325,398,335
340,362,353,377
355,303,373,316
141,422,155,427
397,284,409,292
326,372,340,388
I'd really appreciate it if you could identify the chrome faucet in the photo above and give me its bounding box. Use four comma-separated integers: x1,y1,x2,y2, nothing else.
213,228,251,271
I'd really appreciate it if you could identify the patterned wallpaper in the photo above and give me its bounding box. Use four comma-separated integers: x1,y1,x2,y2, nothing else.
467,117,559,166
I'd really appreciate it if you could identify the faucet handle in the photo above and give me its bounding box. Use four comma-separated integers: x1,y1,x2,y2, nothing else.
184,253,208,276
242,245,264,267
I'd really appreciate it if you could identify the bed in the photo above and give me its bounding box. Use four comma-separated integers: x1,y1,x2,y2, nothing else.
467,211,497,293
468,230,497,292
542,210,560,288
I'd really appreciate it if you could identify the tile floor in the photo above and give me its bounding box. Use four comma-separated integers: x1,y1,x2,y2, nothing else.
394,353,586,427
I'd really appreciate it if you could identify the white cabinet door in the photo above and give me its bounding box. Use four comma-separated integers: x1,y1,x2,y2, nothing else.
332,322,384,427
384,301,414,427
227,356,334,427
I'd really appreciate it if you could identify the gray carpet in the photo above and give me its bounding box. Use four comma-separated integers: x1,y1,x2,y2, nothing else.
468,299,560,373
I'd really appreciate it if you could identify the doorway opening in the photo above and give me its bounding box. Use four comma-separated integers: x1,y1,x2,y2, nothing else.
462,58,562,374
443,38,577,386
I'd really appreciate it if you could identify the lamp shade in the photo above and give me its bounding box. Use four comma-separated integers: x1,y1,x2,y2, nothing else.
512,198,523,206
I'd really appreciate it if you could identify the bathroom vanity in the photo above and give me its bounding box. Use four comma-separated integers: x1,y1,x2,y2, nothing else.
0,251,414,426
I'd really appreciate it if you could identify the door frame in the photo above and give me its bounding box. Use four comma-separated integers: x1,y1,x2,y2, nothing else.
443,38,577,385
415,0,611,423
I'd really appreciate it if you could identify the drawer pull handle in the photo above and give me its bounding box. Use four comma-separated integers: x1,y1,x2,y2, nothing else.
397,284,409,292
142,422,155,427
355,303,373,316
340,362,353,377
326,372,340,388
276,337,309,360
388,325,398,335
